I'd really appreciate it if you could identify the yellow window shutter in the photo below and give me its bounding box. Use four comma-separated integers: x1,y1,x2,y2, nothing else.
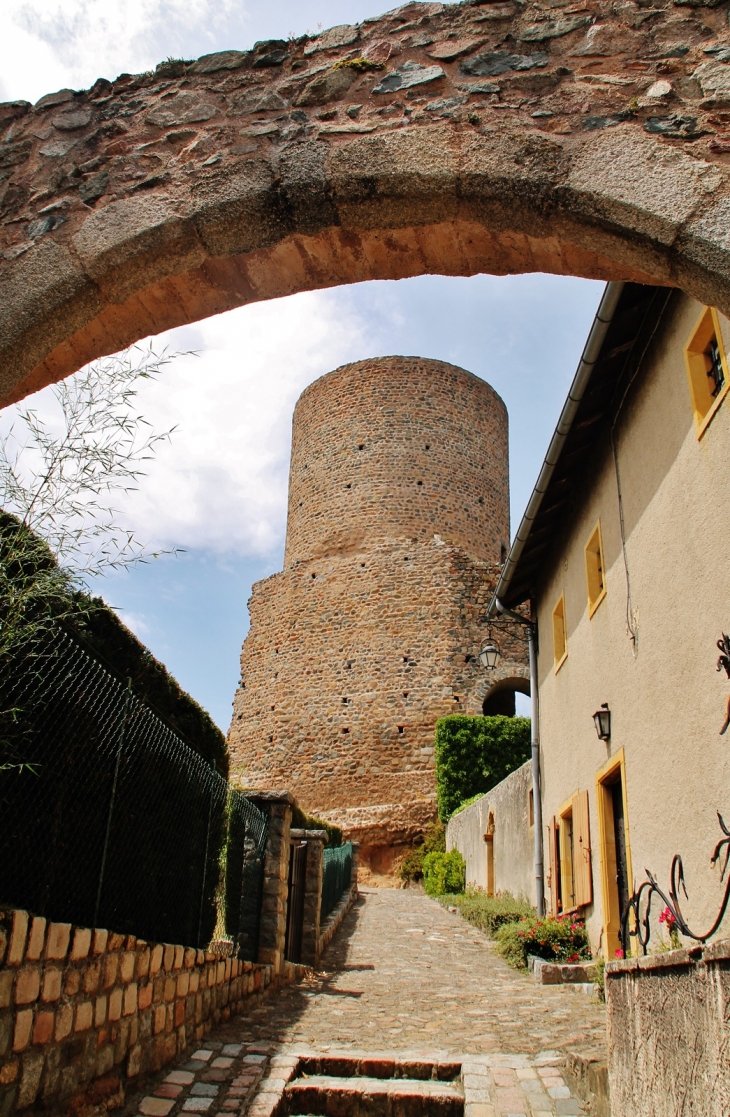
548,817,559,916
572,790,593,908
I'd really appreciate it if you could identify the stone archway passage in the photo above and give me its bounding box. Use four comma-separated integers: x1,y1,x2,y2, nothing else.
483,674,531,715
2,0,730,407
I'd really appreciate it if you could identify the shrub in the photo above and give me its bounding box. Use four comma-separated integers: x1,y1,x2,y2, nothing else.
495,914,591,970
435,715,531,821
444,888,534,936
398,820,445,883
291,805,343,847
423,849,466,897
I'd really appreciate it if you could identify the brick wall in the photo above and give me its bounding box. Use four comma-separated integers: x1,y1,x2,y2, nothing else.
0,908,290,1115
229,357,528,866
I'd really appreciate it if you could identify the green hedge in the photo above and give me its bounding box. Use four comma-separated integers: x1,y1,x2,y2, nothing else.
423,850,465,897
0,514,228,772
444,889,534,936
435,715,531,821
69,603,228,773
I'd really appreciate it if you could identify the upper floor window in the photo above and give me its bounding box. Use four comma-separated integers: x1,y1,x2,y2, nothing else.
552,593,567,672
684,307,730,438
584,521,606,617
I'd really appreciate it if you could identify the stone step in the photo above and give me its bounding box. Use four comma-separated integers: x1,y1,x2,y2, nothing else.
285,1075,464,1117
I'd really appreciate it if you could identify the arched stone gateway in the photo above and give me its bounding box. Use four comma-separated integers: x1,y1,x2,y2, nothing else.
2,1,730,406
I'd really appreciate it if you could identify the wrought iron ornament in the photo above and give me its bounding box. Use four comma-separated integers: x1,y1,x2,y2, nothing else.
717,633,730,678
717,634,730,735
622,812,730,955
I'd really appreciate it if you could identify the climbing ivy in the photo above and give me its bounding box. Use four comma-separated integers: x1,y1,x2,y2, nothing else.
435,715,531,822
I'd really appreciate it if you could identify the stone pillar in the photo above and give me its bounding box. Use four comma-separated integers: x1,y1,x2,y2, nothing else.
246,791,294,974
291,828,327,968
350,842,360,890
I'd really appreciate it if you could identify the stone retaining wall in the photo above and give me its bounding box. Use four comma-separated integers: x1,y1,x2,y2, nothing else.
606,937,730,1116
0,905,301,1114
446,762,534,904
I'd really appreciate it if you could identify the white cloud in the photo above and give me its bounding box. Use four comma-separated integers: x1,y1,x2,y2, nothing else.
116,608,151,638
0,275,604,572
0,0,388,104
4,288,372,562
0,0,246,103
130,289,371,556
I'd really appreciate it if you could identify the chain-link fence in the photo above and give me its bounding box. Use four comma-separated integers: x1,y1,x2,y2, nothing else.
321,842,353,921
0,625,267,955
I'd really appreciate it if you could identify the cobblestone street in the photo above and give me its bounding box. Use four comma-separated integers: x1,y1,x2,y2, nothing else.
125,889,605,1117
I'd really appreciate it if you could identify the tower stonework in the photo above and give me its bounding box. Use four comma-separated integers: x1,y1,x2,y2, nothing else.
228,356,526,875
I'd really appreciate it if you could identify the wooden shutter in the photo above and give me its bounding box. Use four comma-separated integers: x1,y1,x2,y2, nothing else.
572,790,593,908
548,816,559,916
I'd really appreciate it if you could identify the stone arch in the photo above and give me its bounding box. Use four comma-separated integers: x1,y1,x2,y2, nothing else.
2,4,730,407
482,675,531,717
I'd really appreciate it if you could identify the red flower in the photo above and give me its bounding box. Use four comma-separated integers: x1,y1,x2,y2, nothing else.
659,907,676,927
615,949,624,959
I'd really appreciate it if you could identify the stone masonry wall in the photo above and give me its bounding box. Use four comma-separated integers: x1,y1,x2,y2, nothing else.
229,358,528,867
284,356,510,567
5,1,730,410
0,907,283,1115
606,938,730,1116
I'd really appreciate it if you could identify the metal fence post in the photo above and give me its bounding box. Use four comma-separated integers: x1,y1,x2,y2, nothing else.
93,678,132,928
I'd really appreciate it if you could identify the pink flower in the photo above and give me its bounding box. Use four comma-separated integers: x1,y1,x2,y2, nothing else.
615,949,625,959
659,907,676,927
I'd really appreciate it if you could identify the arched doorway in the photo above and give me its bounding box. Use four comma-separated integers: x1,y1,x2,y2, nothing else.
1,4,730,406
483,676,531,718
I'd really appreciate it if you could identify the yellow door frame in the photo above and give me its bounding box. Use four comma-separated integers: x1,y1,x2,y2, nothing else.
595,748,634,959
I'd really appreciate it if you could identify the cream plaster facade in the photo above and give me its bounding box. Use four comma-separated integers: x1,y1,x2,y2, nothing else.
446,761,535,904
533,291,730,957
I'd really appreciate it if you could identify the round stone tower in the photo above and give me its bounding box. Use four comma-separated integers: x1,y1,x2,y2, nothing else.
228,356,526,875
284,356,509,568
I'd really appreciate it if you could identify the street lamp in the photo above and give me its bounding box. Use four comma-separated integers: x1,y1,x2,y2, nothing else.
479,633,501,670
593,703,611,741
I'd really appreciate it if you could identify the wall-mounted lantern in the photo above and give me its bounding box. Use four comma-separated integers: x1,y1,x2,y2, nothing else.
593,703,611,741
479,628,501,671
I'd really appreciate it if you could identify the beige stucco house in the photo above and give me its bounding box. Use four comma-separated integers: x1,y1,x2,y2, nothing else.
469,281,730,960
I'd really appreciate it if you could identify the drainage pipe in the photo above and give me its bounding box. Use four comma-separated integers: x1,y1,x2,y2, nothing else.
495,598,544,917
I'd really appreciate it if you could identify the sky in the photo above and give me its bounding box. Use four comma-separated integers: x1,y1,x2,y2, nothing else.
0,1,605,730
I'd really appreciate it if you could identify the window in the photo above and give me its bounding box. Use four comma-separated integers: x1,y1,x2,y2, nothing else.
684,306,730,438
548,791,593,916
552,594,567,672
584,521,606,617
